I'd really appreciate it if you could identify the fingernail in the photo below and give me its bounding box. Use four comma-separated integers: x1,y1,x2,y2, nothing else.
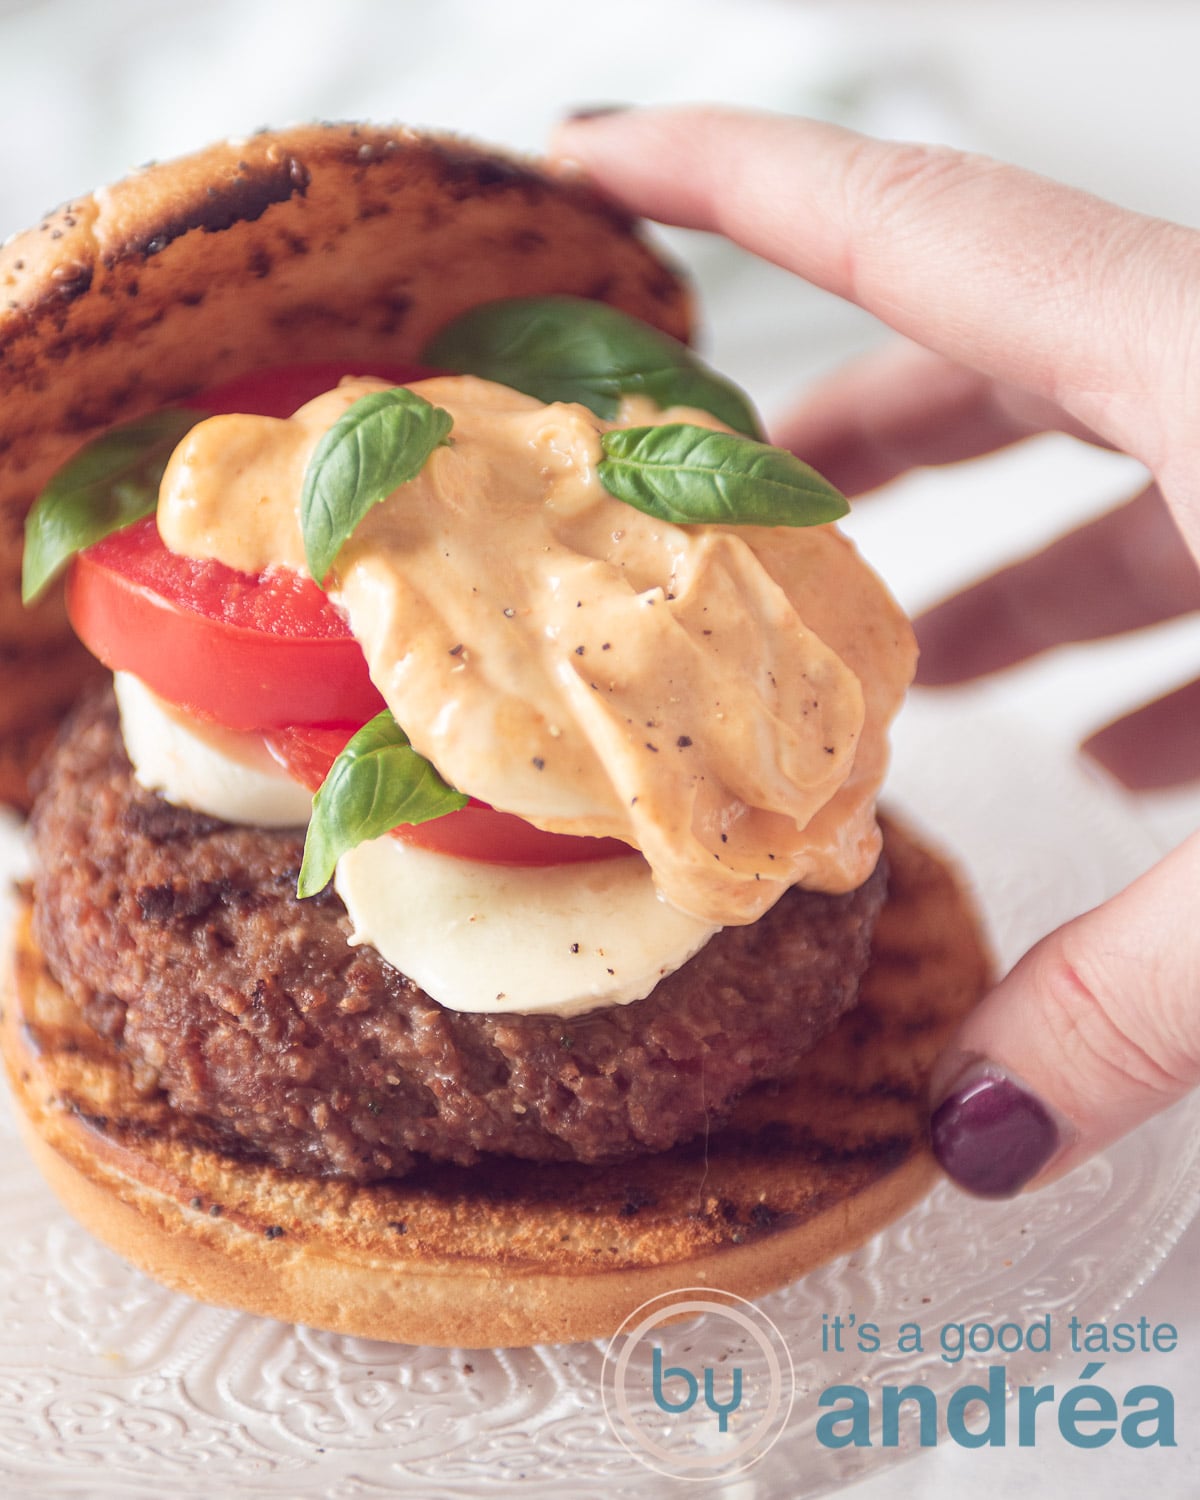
564,105,629,123
930,1060,1065,1198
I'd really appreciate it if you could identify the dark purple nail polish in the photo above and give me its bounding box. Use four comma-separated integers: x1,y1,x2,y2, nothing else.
564,105,628,123
930,1068,1061,1198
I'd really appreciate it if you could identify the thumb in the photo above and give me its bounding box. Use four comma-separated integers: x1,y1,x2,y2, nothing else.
929,830,1200,1197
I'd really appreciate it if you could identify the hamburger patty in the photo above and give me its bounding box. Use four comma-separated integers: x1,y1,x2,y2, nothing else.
29,692,887,1182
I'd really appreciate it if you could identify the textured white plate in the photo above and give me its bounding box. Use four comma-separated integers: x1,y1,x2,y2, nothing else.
1,695,1197,1499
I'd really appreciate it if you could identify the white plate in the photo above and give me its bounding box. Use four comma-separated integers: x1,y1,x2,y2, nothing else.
1,695,1197,1499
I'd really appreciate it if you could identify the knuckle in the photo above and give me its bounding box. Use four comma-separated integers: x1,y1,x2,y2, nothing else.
1033,934,1196,1107
833,139,995,301
839,139,983,238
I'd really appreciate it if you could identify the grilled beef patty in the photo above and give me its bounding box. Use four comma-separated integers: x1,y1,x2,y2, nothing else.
29,692,886,1182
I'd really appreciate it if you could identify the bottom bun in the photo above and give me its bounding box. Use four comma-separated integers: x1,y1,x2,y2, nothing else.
2,815,989,1347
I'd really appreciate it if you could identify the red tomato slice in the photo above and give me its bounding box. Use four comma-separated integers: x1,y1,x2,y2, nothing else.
67,360,439,731
266,724,633,867
67,518,386,730
188,360,440,418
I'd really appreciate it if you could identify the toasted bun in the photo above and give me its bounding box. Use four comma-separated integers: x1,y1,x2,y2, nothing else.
0,123,691,803
2,815,989,1347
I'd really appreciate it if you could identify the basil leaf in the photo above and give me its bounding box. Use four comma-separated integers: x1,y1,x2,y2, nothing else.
422,295,762,439
301,387,453,585
297,710,468,898
22,407,202,604
598,424,850,527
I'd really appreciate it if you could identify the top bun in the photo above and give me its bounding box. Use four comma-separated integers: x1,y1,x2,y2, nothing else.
0,123,692,804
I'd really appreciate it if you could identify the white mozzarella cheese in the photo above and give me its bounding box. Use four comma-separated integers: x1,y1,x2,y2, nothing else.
114,670,720,1017
114,671,313,828
334,835,719,1017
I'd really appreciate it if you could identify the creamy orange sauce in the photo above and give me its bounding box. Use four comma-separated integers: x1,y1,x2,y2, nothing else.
156,375,915,925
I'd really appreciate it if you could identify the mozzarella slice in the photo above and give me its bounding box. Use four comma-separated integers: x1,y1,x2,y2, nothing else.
113,670,720,1017
114,671,313,827
334,835,718,1017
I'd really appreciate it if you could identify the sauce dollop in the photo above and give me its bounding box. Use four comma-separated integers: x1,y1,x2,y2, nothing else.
157,375,916,924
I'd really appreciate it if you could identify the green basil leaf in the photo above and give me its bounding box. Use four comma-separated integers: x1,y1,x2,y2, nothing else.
422,295,762,439
297,710,468,898
301,387,453,585
598,424,850,527
22,407,202,604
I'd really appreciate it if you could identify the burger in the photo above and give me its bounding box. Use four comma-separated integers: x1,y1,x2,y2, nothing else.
0,124,988,1347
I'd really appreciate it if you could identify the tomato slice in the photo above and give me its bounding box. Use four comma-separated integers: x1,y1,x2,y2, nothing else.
266,724,633,867
67,517,386,730
66,360,441,731
187,360,440,418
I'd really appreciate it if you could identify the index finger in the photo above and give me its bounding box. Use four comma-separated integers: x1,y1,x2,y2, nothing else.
551,107,1198,485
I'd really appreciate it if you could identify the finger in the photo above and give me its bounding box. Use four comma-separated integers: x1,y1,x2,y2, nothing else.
771,340,1112,497
552,107,1200,488
914,484,1200,684
929,828,1200,1197
1083,677,1200,790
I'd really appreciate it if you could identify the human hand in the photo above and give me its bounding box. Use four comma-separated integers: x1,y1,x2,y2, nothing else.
551,105,1200,1198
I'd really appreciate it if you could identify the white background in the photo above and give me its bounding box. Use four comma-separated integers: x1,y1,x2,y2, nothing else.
1,2,1198,1496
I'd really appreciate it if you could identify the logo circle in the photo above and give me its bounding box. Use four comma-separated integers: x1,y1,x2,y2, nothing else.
601,1288,795,1480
